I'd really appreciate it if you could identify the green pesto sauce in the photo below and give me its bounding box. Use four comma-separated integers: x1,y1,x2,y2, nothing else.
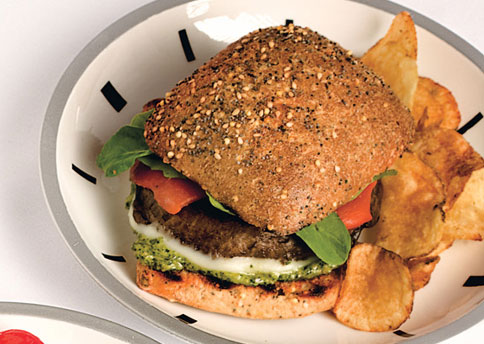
132,233,334,287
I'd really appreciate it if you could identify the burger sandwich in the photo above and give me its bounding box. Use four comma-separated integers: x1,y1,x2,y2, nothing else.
97,24,414,319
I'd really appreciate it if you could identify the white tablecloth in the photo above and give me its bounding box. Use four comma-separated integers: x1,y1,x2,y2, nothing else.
0,0,482,343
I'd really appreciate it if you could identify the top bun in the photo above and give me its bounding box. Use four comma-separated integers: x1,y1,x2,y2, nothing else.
144,25,414,235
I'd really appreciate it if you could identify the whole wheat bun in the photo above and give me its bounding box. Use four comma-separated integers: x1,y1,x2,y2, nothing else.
144,24,414,235
136,262,341,319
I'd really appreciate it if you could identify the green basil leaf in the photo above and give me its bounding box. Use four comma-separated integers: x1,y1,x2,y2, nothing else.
130,109,153,128
206,192,236,216
97,109,184,179
372,168,397,181
96,126,152,177
125,183,137,209
351,169,398,200
138,154,185,179
296,212,351,266
97,110,154,177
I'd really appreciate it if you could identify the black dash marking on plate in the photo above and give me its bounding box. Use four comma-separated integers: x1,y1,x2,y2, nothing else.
102,253,126,262
285,19,294,25
176,314,197,324
393,330,415,338
178,29,195,62
72,164,96,184
463,276,484,287
457,112,483,135
101,81,127,112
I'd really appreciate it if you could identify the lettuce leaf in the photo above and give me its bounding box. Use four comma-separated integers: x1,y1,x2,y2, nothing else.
296,212,351,266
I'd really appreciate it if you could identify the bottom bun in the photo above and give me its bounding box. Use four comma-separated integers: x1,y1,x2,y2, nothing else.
136,262,341,319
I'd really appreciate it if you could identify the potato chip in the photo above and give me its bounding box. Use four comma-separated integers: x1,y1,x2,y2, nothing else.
410,127,484,212
371,152,445,259
425,236,454,257
361,11,418,108
333,243,413,332
412,77,461,129
407,255,440,291
440,168,484,241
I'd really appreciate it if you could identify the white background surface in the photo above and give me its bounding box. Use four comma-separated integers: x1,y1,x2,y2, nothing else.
0,0,482,343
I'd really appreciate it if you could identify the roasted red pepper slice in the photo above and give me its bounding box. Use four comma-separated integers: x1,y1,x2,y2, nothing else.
130,160,205,214
132,159,376,227
336,181,377,230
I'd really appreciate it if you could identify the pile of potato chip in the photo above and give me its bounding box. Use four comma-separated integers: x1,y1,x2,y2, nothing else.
330,11,484,332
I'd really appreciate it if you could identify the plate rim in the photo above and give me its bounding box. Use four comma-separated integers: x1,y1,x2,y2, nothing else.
0,301,159,343
39,0,484,343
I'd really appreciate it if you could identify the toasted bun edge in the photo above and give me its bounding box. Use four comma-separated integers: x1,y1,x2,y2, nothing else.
136,262,341,319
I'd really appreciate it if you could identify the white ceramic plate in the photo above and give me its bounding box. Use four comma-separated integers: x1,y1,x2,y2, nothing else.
0,302,157,344
40,0,484,343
